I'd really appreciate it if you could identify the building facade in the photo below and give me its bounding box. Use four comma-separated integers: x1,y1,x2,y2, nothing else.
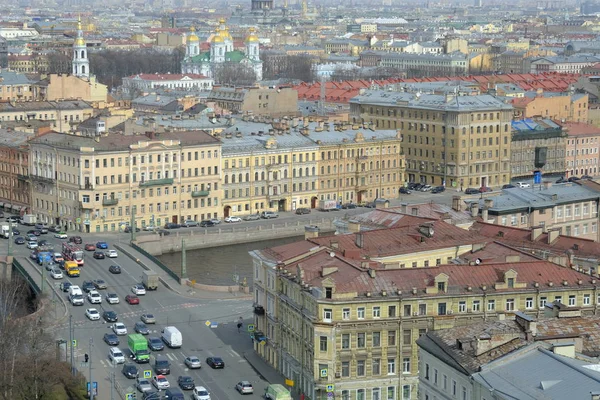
28,131,222,232
512,92,588,123
0,101,94,133
207,86,298,117
0,128,34,215
122,73,214,94
350,90,513,189
563,122,600,178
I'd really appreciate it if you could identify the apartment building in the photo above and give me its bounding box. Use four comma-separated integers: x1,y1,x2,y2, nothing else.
563,121,600,178
0,128,34,215
512,91,588,123
207,86,299,117
250,220,590,400
122,73,214,94
510,118,566,178
0,70,35,102
28,131,222,232
530,54,600,74
0,100,94,133
350,90,513,189
362,51,468,78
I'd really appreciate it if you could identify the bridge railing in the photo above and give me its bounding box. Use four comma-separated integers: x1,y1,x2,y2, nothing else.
12,258,40,295
130,242,180,282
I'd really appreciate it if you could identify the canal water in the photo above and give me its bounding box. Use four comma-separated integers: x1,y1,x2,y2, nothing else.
157,235,304,287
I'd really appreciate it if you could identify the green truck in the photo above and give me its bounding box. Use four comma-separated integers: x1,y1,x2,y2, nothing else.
127,334,150,363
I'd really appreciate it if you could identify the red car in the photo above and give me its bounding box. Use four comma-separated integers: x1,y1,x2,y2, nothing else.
125,295,140,305
84,243,96,251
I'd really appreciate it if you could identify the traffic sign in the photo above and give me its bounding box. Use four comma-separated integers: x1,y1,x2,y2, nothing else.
86,382,98,396
285,379,294,387
76,218,81,224
205,320,211,327
72,339,77,347
247,324,255,332
327,392,334,398
320,368,328,378
326,384,334,392
126,394,135,400
210,322,218,328
144,370,151,379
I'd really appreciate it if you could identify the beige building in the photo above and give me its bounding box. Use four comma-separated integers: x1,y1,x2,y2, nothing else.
0,128,35,214
562,121,600,178
207,86,299,117
0,100,93,133
35,74,108,105
350,90,513,189
28,131,222,232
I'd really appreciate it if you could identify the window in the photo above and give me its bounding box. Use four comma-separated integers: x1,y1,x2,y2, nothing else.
357,389,365,400
388,387,396,400
373,306,381,318
569,295,576,306
462,386,467,400
341,334,350,349
403,330,411,346
425,363,430,380
388,330,396,346
402,385,410,400
459,301,466,313
487,300,495,311
342,391,349,400
357,332,366,348
419,304,427,315
319,336,327,352
443,375,448,390
526,298,534,309
372,358,381,375
434,369,438,385
373,388,381,400
438,303,447,315
506,298,515,311
342,308,350,320
341,361,350,377
402,357,410,373
357,307,365,319
452,380,457,396
373,331,381,347
323,309,332,322
357,360,365,376
388,305,396,317
540,297,547,308
584,294,591,306
387,358,396,375
403,304,412,317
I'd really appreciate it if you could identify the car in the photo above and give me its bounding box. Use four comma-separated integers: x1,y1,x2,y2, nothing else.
431,186,445,194
295,207,311,214
69,236,82,244
341,203,357,209
183,220,198,227
131,284,146,295
126,295,140,305
123,225,141,233
109,347,126,364
82,281,95,293
113,322,128,335
165,223,181,229
45,262,56,272
26,234,37,242
84,243,96,251
11,228,19,236
199,220,215,227
143,225,156,232
193,386,211,400
152,375,170,390
106,293,120,304
137,378,153,393
516,182,531,188
35,224,48,234
155,229,171,236
236,381,254,395
465,188,479,195
141,313,156,324
109,265,121,274
556,177,568,184
420,185,432,192
502,184,516,189
87,291,102,304
582,175,593,180
54,232,68,239
53,253,64,263
178,376,195,390
479,186,492,193
224,216,242,223
96,241,108,249
27,229,41,236
399,187,411,194
103,333,119,346
364,201,376,208
93,251,105,259
14,236,25,245
103,310,118,322
26,241,38,249
135,322,149,335
122,363,139,379
147,337,164,351
93,279,107,289
205,357,224,369
47,225,59,233
142,391,162,400
106,249,118,258
261,211,279,219
38,239,50,247
50,268,63,279
184,356,201,369
60,282,72,292
85,308,100,321
568,176,581,182
70,294,84,306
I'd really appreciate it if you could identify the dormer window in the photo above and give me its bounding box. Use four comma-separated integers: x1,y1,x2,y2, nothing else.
325,287,332,299
437,282,446,292
507,278,514,288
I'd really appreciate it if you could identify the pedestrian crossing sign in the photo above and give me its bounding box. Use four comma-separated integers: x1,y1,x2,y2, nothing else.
72,339,77,347
320,368,328,378
144,370,151,379
247,324,255,332
126,393,135,400
326,384,335,392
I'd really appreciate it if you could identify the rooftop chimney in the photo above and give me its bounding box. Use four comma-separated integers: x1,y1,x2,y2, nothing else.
470,202,479,218
531,225,543,241
452,195,463,212
304,225,319,240
547,228,560,244
348,220,361,233
356,233,364,248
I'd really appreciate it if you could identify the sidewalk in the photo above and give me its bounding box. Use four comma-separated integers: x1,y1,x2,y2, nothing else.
114,242,252,300
243,351,301,400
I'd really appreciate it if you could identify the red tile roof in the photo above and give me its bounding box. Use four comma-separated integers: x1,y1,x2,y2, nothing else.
561,121,600,136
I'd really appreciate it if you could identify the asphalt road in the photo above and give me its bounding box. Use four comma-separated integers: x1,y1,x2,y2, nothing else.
8,229,264,400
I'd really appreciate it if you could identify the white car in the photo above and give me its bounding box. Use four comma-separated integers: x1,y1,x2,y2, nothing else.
113,322,127,335
54,232,68,239
193,386,211,400
152,374,170,390
210,218,221,225
85,308,100,321
106,293,119,304
53,253,64,263
109,347,126,364
87,290,102,304
224,216,242,223
106,249,118,258
26,241,38,249
50,268,63,279
516,182,531,188
70,295,84,306
144,225,156,231
131,284,146,295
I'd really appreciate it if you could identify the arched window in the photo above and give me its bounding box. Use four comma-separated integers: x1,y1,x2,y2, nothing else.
231,174,236,183
81,50,85,58
261,172,265,180
238,173,243,182
81,65,86,74
483,126,487,133
254,172,259,181
305,167,309,176
284,170,288,178
245,173,249,182
299,169,302,177
327,166,331,174
477,126,481,134
312,167,316,175
224,175,229,184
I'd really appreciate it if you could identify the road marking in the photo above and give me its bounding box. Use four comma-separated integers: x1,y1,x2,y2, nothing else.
166,353,175,361
206,350,214,357
229,349,240,357
239,359,247,363
99,359,107,368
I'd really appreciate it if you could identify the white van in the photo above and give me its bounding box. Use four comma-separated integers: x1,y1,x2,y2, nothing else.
68,285,84,306
68,285,83,297
109,347,125,364
161,326,182,348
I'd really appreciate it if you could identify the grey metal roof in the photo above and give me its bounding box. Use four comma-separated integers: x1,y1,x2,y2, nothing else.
0,70,34,86
132,94,178,107
0,128,34,147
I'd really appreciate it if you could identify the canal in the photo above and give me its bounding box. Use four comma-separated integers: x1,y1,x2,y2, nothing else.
157,235,304,287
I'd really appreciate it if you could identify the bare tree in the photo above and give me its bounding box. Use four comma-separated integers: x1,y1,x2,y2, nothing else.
260,52,315,81
213,63,257,86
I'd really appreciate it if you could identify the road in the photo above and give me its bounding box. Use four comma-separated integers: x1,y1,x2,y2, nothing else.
8,229,264,400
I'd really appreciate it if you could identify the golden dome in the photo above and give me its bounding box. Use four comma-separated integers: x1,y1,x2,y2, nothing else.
74,37,86,46
211,32,224,44
219,18,226,24
245,27,259,43
188,27,199,43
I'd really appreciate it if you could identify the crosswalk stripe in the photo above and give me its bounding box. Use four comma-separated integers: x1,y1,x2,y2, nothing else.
166,353,175,361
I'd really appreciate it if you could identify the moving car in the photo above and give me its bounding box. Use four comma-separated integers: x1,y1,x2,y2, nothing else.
103,333,119,346
243,214,260,221
69,236,82,244
141,314,156,324
184,356,201,369
109,265,122,274
103,310,118,322
54,232,68,239
178,376,195,390
82,281,96,293
502,184,516,189
131,284,146,295
236,381,254,394
109,347,126,364
122,363,138,379
53,253,64,263
431,186,445,194
136,378,153,393
93,279,107,289
516,182,531,188
50,268,63,279
152,375,170,390
106,249,118,258
96,241,108,249
126,295,140,305
147,337,164,351
199,220,215,227
205,357,224,369
106,293,119,304
224,216,242,223
568,176,581,182
85,308,100,321
60,282,72,292
26,241,38,249
84,243,96,251
93,251,105,259
26,234,37,242
113,322,128,335
14,236,25,245
192,386,211,400
135,322,149,335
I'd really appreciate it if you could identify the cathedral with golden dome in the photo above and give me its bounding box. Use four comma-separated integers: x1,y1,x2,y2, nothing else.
181,19,263,81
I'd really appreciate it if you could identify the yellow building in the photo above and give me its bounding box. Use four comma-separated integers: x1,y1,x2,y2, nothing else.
28,130,222,232
0,100,93,133
250,219,595,400
37,74,108,105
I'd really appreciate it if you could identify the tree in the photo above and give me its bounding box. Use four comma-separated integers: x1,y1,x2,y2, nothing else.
213,62,257,86
260,52,315,82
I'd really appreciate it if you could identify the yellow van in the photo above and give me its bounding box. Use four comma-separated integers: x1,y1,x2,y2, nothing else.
265,384,292,400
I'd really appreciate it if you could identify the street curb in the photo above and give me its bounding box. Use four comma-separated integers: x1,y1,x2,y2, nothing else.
243,352,267,382
24,257,69,324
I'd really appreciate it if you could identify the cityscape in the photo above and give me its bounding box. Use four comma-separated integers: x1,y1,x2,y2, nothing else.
3,0,600,399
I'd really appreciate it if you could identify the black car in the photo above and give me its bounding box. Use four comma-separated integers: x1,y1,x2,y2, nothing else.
556,177,568,183
11,228,19,235
82,281,95,293
399,187,411,194
582,175,593,180
568,176,581,182
60,282,72,292
93,251,105,259
199,220,215,227
14,236,25,245
109,265,122,274
38,239,48,247
103,333,120,346
177,376,195,390
465,188,479,195
295,207,311,214
124,226,140,233
122,363,138,379
502,184,516,189
154,357,171,374
142,391,162,400
135,322,149,335
103,311,118,322
341,203,357,209
431,186,445,194
164,388,185,399
206,356,224,369
147,336,164,351
164,223,180,229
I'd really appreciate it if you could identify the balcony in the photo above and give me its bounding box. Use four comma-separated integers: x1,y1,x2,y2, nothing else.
253,305,265,315
102,198,118,206
16,174,29,181
80,201,93,210
191,190,210,197
31,175,55,185
139,178,174,187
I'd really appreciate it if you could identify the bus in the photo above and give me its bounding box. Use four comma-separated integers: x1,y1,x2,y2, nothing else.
62,242,84,266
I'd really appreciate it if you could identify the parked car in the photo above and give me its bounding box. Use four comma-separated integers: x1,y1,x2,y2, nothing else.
164,223,180,229
295,207,311,214
243,214,260,221
123,225,140,233
199,220,215,227
210,218,221,225
420,185,432,192
183,220,198,227
431,186,445,194
516,182,531,188
261,211,279,219
341,203,357,209
582,175,593,180
399,187,411,194
502,184,516,189
224,216,242,223
479,186,492,193
465,188,479,195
